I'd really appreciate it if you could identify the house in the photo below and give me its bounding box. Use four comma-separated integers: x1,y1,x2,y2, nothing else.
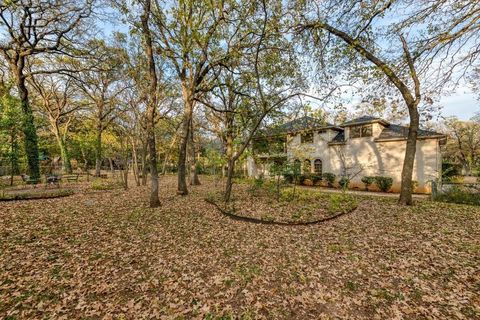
247,116,446,193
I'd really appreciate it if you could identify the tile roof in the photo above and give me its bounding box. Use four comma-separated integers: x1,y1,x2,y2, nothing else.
377,124,444,140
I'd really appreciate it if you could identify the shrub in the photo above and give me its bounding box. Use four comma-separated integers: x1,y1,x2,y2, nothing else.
442,162,461,181
298,175,309,185
435,186,480,206
361,176,375,190
322,172,336,187
310,175,322,184
374,176,393,192
338,177,350,190
283,173,294,184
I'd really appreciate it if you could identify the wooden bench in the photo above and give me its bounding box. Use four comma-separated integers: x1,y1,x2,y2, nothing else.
46,175,61,188
64,174,79,182
21,174,41,188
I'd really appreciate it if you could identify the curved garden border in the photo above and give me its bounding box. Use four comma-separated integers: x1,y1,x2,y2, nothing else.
0,189,74,202
205,198,357,226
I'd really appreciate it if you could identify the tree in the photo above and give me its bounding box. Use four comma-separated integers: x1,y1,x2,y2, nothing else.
29,75,81,173
150,0,230,195
0,82,22,185
297,0,480,205
0,0,94,178
139,0,161,207
443,117,480,176
198,0,303,203
71,40,129,177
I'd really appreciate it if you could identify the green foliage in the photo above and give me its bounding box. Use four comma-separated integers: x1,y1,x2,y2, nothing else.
310,174,322,183
91,179,122,190
435,186,480,206
322,172,336,187
374,176,393,192
0,85,23,175
328,194,358,215
338,176,350,190
442,162,461,181
282,162,301,184
361,176,375,190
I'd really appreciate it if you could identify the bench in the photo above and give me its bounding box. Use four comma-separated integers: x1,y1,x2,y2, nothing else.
21,174,41,188
64,174,79,182
46,175,61,188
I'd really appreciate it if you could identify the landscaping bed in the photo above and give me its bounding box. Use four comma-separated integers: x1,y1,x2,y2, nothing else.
207,182,358,224
0,188,74,201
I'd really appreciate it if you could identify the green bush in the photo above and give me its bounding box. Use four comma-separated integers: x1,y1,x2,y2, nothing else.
435,186,480,206
361,176,375,190
322,172,336,187
298,174,308,184
310,175,322,184
338,177,350,189
442,162,461,181
374,176,393,192
283,173,294,184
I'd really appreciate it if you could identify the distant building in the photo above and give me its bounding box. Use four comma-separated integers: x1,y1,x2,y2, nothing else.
248,116,446,193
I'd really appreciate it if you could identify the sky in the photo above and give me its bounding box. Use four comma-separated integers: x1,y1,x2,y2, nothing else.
438,89,478,120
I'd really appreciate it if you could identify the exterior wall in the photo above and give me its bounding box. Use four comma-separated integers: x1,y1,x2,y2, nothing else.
247,124,442,193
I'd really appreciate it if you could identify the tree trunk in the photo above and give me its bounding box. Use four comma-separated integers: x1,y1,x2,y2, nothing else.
95,124,102,177
189,118,201,185
15,60,40,179
131,138,140,186
177,90,194,195
140,0,160,207
53,127,72,174
398,104,419,205
141,143,148,186
224,159,235,203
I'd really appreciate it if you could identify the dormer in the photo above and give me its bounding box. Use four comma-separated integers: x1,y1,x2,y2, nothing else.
342,116,389,140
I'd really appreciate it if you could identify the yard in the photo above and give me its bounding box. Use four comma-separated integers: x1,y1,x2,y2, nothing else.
1,175,479,319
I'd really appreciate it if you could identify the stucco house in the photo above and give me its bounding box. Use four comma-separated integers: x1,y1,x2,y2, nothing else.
248,116,446,193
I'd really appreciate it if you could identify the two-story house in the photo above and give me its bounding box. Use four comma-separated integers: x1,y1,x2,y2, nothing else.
248,116,446,193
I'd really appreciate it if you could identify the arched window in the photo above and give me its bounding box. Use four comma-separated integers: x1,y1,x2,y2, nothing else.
314,159,322,175
303,159,311,174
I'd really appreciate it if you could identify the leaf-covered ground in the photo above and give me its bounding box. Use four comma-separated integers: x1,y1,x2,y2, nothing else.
1,176,479,319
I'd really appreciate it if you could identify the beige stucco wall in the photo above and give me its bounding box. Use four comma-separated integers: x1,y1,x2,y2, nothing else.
249,123,442,193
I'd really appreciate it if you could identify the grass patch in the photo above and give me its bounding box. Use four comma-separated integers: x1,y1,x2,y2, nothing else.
91,179,123,190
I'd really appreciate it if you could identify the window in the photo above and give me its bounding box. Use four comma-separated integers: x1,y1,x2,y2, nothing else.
301,132,313,143
303,159,311,174
314,159,322,174
350,124,372,138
